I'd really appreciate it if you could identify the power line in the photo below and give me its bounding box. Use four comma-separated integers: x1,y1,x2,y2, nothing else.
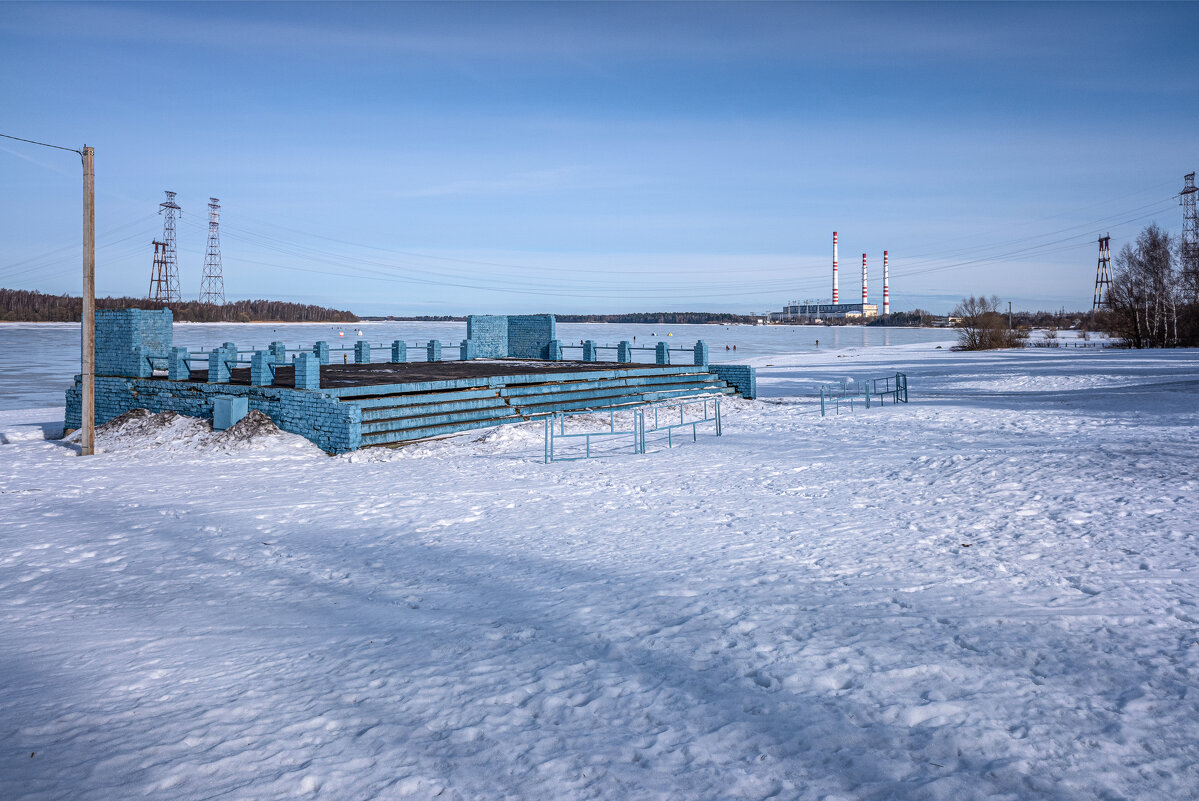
0,132,82,156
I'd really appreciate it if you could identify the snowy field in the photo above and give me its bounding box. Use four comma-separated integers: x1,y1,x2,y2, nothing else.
3,342,1198,800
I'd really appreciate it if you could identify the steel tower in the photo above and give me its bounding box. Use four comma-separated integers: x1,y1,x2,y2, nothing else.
147,240,170,301
1181,173,1198,300
1093,234,1112,311
199,197,225,305
151,191,182,303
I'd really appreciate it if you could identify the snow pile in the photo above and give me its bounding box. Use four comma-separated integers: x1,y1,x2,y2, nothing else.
63,408,323,456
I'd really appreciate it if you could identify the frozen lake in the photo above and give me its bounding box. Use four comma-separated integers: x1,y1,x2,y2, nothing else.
0,321,955,410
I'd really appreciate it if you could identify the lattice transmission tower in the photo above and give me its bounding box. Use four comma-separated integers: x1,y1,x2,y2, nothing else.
1181,172,1198,301
199,197,225,305
147,240,170,301
1093,234,1112,311
149,191,182,303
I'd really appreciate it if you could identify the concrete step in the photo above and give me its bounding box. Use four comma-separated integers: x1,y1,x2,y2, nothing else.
359,395,510,422
361,405,518,435
361,418,509,446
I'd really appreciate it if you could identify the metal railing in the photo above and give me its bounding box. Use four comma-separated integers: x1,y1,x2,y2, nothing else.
544,397,723,462
819,373,908,416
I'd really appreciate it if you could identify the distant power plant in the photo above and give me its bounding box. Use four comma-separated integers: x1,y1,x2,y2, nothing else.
147,191,226,305
769,231,886,321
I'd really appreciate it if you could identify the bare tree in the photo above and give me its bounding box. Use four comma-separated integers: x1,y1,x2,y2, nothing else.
952,294,1022,350
1105,224,1178,348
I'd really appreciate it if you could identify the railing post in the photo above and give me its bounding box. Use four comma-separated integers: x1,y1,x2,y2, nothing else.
354,340,371,364
313,341,330,365
391,340,407,363
617,341,632,363
655,341,670,365
693,340,708,366
583,340,597,362
547,339,563,361
269,341,286,365
426,340,442,362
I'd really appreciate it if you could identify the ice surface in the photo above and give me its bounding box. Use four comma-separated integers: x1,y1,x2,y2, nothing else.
2,343,1197,800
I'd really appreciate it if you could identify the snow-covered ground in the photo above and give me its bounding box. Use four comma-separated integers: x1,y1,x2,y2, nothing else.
3,342,1198,800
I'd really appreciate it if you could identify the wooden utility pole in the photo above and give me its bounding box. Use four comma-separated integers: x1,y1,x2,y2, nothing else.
81,146,95,456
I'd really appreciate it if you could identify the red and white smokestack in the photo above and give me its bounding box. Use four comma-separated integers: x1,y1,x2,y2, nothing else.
832,231,839,304
883,250,890,315
861,253,868,305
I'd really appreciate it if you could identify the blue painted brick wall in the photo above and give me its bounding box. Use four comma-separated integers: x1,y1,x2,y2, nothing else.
465,315,508,358
66,375,362,453
506,314,555,358
95,308,174,377
710,364,757,399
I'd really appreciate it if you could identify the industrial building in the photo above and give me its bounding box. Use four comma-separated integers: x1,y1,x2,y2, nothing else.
768,232,889,321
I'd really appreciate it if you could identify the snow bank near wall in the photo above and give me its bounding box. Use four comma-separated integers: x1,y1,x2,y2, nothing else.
2,344,1199,801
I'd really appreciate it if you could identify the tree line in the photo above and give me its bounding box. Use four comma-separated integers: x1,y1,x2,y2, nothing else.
1098,223,1199,347
0,289,359,323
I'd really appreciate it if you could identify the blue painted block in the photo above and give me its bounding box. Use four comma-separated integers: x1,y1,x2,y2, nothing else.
269,341,286,364
548,340,563,361
583,340,597,362
212,395,248,430
694,340,708,366
313,341,330,364
655,342,670,365
617,341,632,363
354,341,371,364
293,352,320,390
391,340,407,363
251,351,274,386
427,340,442,362
168,347,191,380
461,339,478,361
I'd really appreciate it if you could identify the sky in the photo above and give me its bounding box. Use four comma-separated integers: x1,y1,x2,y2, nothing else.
1,1,1197,316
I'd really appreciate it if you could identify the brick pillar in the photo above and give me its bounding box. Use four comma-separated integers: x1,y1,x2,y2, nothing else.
583,340,597,362
208,346,232,383
250,351,274,386
391,340,407,363
354,341,371,364
269,341,286,364
313,341,330,364
617,341,632,363
293,351,320,390
131,345,153,378
461,339,478,361
548,340,563,361
427,340,442,362
655,341,670,365
168,347,190,381
693,340,708,366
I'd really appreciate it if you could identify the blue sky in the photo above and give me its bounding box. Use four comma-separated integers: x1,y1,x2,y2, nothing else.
2,2,1196,315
